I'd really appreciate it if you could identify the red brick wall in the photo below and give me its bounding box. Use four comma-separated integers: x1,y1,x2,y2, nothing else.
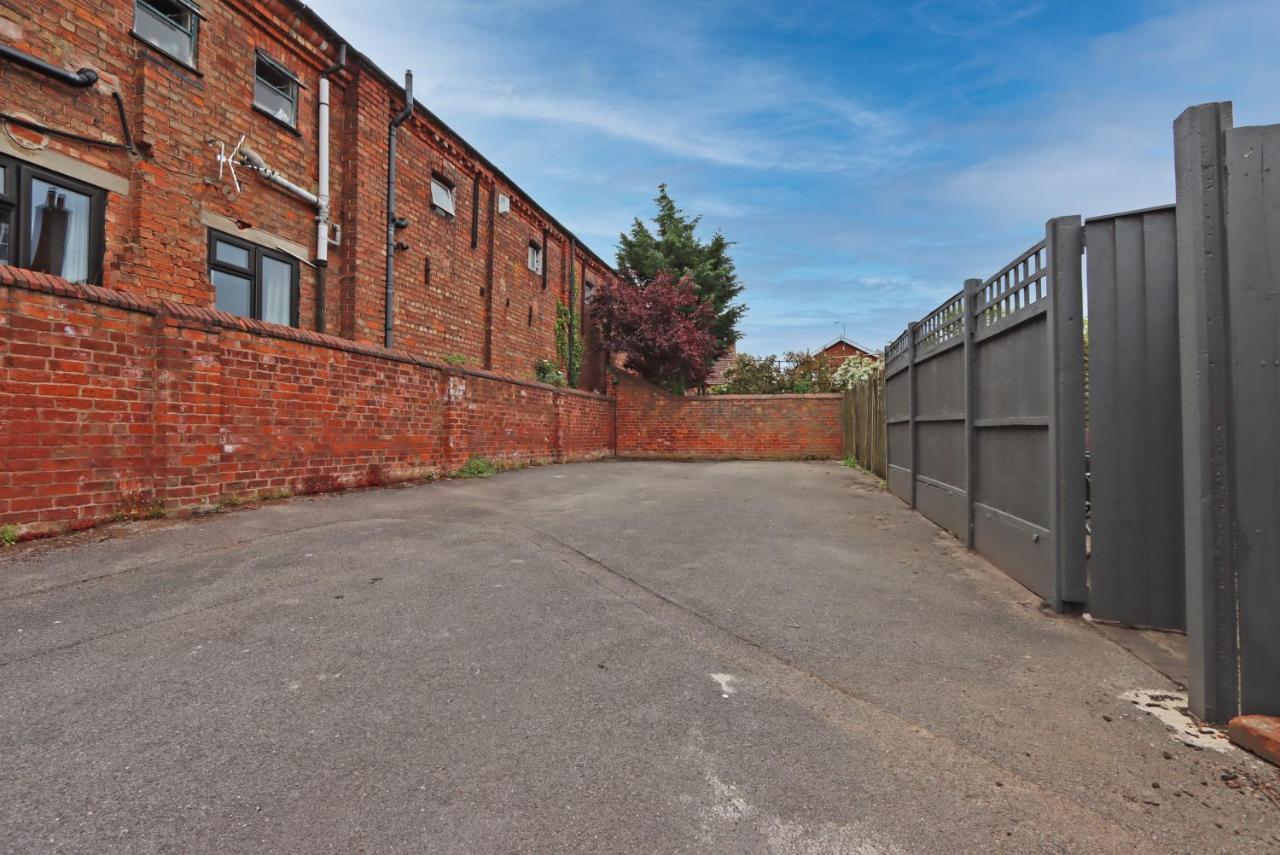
5,0,618,387
0,267,614,537
613,373,843,460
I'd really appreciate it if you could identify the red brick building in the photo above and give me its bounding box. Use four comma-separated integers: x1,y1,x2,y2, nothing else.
815,336,877,365
0,1,847,537
0,0,613,388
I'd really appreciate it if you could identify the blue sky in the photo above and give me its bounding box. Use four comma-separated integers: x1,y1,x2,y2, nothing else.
309,0,1280,356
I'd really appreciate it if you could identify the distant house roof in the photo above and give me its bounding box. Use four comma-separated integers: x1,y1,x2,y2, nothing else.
816,336,878,357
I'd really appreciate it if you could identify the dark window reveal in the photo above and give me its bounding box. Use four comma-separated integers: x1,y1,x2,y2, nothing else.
207,229,299,326
134,0,200,68
0,155,106,285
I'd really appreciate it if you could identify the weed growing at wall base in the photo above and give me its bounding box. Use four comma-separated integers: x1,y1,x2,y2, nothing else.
457,457,499,478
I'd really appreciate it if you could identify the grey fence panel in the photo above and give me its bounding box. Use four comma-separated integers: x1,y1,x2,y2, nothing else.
912,295,967,539
1175,101,1280,719
884,218,1086,610
971,240,1057,601
1222,121,1280,715
1085,206,1185,631
884,330,913,502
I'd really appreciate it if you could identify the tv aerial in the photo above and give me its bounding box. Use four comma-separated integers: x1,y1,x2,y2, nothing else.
213,134,246,194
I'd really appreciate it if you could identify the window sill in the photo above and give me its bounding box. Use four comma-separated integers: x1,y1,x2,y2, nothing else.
252,104,302,136
131,31,202,78
431,205,456,221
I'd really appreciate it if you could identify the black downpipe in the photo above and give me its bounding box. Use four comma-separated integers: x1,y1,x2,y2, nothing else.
384,70,413,348
112,92,135,153
315,43,347,334
0,43,98,88
0,45,133,152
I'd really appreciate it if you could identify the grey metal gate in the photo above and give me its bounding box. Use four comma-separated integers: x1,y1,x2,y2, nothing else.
1175,101,1280,718
1084,205,1185,630
885,218,1087,610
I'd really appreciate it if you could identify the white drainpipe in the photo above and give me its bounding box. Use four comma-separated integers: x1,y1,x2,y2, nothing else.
317,74,332,267
239,144,319,206
236,44,346,331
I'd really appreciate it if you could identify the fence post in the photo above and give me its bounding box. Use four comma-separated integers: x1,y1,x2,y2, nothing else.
842,389,853,460
963,278,981,549
906,322,918,509
1045,216,1087,612
877,367,886,479
1174,102,1237,722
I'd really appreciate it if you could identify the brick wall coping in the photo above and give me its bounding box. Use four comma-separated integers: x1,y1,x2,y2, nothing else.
0,266,612,403
610,370,842,401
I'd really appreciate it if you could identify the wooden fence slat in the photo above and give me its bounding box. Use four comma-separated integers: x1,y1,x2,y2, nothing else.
841,369,887,479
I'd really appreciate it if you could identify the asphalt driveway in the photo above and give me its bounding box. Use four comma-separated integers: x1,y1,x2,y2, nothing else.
2,461,1276,853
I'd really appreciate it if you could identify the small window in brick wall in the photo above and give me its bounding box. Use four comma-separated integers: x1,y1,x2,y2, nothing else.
254,51,301,128
431,174,456,217
134,0,201,68
527,306,533,326
527,240,543,274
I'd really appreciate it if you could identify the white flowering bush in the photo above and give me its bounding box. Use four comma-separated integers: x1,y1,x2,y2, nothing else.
831,354,881,390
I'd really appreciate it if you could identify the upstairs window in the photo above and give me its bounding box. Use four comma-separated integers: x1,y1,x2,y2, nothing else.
0,155,106,285
254,51,300,128
134,0,200,68
208,230,298,327
527,240,542,274
430,174,456,217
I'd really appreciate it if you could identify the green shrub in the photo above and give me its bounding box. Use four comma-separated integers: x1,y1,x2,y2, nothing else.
534,359,566,387
443,353,469,366
0,525,17,546
457,456,499,478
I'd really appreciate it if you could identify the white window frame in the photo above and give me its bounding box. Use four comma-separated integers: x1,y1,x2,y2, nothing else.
527,240,543,274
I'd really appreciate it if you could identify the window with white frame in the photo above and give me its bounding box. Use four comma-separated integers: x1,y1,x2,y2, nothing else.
133,0,200,68
527,240,543,274
430,174,455,217
253,51,301,128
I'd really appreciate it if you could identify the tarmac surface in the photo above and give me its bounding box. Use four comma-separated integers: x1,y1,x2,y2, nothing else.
2,460,1277,853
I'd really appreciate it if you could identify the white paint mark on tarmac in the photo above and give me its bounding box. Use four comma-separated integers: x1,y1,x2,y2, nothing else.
701,760,901,853
1121,689,1235,753
710,673,737,698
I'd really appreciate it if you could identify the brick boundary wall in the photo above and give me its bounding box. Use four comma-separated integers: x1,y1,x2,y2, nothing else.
613,372,844,461
0,267,614,537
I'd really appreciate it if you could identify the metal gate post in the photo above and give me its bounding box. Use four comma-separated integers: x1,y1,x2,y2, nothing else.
1173,102,1237,722
1046,216,1087,611
963,278,981,549
907,322,918,509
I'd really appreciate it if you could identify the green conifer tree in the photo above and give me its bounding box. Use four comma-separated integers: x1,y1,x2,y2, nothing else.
615,184,745,361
